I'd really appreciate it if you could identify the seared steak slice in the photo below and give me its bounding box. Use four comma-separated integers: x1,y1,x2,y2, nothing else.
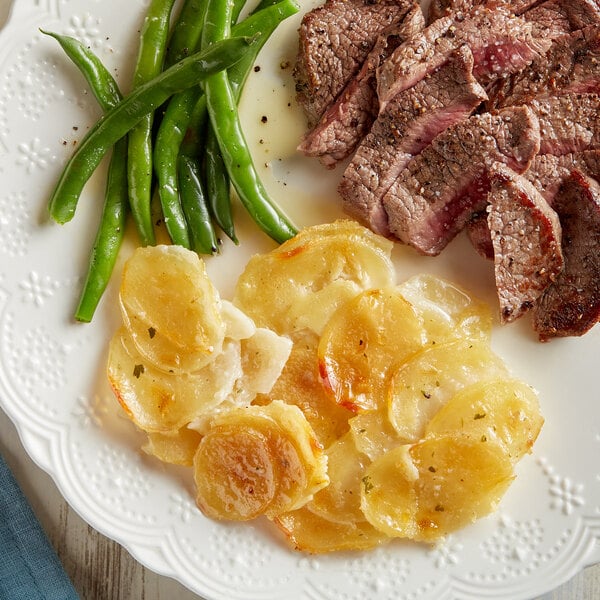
470,148,600,258
487,163,563,323
339,44,487,235
525,150,600,203
490,26,600,108
524,0,600,38
298,4,425,168
294,0,412,128
531,93,600,156
428,0,541,23
382,106,541,255
533,170,600,340
377,4,551,109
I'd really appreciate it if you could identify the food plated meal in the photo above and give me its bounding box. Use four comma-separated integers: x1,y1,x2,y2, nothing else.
0,0,599,599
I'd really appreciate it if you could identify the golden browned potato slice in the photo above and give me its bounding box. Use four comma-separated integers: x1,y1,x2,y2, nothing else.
361,435,514,541
425,379,544,462
253,329,351,448
397,274,493,344
274,505,387,553
318,288,424,412
233,221,395,336
359,445,418,539
143,427,203,466
120,246,225,373
193,401,328,521
107,327,242,432
349,409,403,461
307,432,370,525
387,339,509,443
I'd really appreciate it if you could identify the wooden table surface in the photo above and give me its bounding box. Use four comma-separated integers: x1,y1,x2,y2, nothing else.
1,405,599,599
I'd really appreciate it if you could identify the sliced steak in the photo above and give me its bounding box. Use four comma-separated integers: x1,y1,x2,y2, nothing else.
469,148,600,259
524,0,600,38
294,0,412,128
487,163,563,323
382,106,541,255
525,149,600,203
298,4,425,168
377,4,551,109
533,170,600,340
428,0,541,23
531,93,600,156
339,44,487,235
490,26,600,108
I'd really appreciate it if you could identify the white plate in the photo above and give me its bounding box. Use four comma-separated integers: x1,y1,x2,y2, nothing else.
1,1,599,599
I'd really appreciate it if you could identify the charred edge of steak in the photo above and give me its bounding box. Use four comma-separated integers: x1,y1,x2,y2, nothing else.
533,170,600,340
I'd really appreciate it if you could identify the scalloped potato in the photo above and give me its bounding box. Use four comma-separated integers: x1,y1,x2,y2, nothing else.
387,339,509,443
361,435,514,541
233,220,395,335
193,401,328,520
107,222,543,552
120,245,225,373
318,287,424,412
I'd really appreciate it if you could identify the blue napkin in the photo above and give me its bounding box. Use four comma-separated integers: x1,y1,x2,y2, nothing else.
0,453,79,600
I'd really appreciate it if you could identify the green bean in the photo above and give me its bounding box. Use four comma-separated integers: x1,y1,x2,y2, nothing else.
165,0,207,68
41,30,122,112
75,140,128,322
128,0,177,246
178,154,219,254
48,36,252,225
179,94,208,157
201,0,298,244
42,30,129,322
203,0,300,243
153,86,203,247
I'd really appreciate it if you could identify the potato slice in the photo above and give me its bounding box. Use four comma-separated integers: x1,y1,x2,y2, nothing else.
349,409,403,461
274,505,387,553
120,246,225,373
425,379,544,462
361,436,514,541
193,402,328,520
318,288,424,412
359,445,419,539
143,427,203,466
233,220,395,335
253,329,351,448
307,432,370,525
238,328,293,398
107,327,242,432
387,339,509,443
397,274,493,343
